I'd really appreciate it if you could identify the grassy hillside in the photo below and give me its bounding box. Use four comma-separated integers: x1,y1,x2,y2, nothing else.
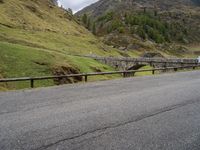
0,41,120,90
0,0,124,90
0,0,121,56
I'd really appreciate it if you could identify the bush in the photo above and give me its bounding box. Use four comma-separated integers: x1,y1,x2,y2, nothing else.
137,26,146,39
97,12,114,22
118,27,125,33
147,28,165,43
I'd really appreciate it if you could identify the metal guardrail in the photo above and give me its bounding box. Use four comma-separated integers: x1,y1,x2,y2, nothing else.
0,65,199,89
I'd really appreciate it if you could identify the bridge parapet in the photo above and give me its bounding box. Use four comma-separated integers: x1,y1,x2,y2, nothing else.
84,55,198,70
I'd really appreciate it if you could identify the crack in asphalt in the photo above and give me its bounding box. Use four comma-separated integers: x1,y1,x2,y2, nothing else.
35,98,200,150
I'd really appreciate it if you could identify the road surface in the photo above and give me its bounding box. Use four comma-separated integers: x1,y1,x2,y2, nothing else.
1,71,200,150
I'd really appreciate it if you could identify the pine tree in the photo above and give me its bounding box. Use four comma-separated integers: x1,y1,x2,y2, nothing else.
67,8,73,15
92,22,96,35
82,14,88,25
87,17,91,29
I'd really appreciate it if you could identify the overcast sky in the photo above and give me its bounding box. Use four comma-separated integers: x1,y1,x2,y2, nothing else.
58,0,99,13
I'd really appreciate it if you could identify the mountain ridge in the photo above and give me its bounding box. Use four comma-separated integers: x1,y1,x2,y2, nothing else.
77,0,200,49
77,0,200,17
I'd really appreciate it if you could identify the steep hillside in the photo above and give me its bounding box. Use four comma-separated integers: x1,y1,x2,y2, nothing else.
77,0,200,51
0,0,123,90
77,0,200,17
0,0,122,55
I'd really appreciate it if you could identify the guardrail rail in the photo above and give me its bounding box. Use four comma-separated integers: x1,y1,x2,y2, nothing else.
0,65,199,89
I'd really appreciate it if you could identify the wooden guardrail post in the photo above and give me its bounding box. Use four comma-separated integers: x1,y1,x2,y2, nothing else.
85,75,88,82
123,72,126,78
0,65,199,89
30,79,34,88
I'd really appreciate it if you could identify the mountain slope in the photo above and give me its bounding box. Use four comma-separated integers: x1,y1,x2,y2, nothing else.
77,0,200,47
0,0,123,90
77,0,200,17
0,0,121,55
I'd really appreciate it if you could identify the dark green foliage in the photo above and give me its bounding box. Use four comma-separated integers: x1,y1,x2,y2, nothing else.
92,22,96,35
107,19,124,33
154,10,158,16
146,28,165,43
95,11,188,43
111,20,123,30
97,12,114,22
81,14,92,30
87,17,91,29
80,10,190,43
118,27,125,33
82,14,88,25
67,8,73,15
137,26,146,40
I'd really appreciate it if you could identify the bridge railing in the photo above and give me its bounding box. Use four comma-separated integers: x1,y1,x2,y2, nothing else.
98,57,198,64
0,65,199,89
76,55,198,64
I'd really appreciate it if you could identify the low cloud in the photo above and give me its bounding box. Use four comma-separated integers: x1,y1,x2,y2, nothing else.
58,0,98,13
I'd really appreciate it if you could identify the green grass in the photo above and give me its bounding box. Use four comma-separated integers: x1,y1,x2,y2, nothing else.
135,65,154,76
66,55,121,81
0,0,125,90
0,42,56,89
0,41,120,90
0,0,122,57
0,25,121,57
0,40,153,90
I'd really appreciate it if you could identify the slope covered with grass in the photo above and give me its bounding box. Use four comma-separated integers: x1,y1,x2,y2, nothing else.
0,41,119,90
0,0,121,56
0,0,123,90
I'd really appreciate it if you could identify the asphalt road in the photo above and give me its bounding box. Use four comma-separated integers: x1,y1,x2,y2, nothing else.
1,71,200,150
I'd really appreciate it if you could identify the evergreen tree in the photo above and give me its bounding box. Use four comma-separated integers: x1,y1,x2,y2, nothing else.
92,22,96,35
87,17,91,29
67,8,73,15
82,14,88,25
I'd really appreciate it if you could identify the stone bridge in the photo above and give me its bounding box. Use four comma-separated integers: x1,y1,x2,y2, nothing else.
85,56,199,70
